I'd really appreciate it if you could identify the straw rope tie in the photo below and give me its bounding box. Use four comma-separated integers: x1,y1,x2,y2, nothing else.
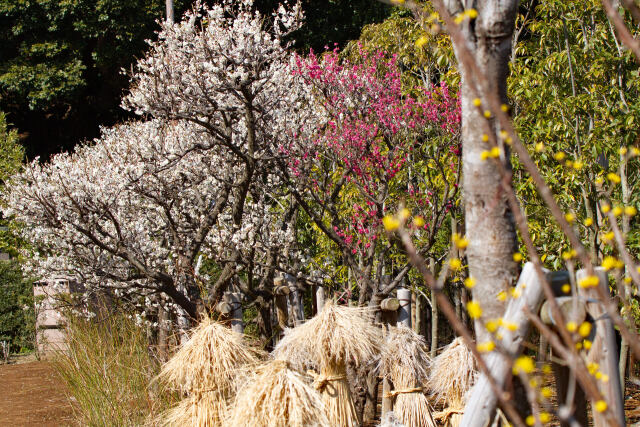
307,370,347,391
383,386,423,399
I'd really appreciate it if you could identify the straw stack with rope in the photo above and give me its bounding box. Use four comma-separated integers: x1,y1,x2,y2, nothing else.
427,337,476,427
273,300,382,427
155,316,264,427
379,326,436,427
226,358,330,427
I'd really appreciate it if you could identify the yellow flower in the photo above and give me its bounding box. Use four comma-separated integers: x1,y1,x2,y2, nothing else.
562,283,571,294
601,204,611,213
497,290,507,302
573,160,584,170
607,172,621,184
566,321,577,332
540,412,551,423
467,301,483,319
579,321,592,337
583,339,592,350
399,208,411,220
501,104,509,112
603,231,615,241
526,415,535,426
584,217,594,227
415,35,429,48
513,356,535,375
510,288,521,299
632,147,640,156
382,215,400,231
541,364,552,374
472,98,482,107
620,146,628,156
562,251,574,261
481,133,489,142
594,400,607,413
595,176,604,185
565,160,574,168
477,341,495,352
554,151,566,161
466,8,478,19
625,206,637,216
578,275,599,288
453,233,469,249
588,362,599,374
484,110,492,118
565,213,575,223
602,256,619,271
504,321,518,331
449,258,462,270
480,150,490,161
541,387,553,399
513,252,523,262
485,319,499,332
490,146,501,157
535,142,545,152
464,277,476,289
413,216,425,227
613,206,623,217
624,276,632,284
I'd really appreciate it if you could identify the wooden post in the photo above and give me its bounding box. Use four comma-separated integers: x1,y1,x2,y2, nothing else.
461,263,547,427
316,286,325,313
274,278,290,332
380,297,399,417
286,274,305,325
157,304,169,361
229,292,244,334
540,296,589,427
397,288,411,328
576,268,625,427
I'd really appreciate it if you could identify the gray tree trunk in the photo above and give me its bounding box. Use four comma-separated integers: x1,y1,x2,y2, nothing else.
166,0,174,23
445,0,520,344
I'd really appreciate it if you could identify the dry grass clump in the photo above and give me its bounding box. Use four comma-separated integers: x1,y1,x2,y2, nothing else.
273,300,382,427
157,316,264,426
379,326,436,427
427,337,476,427
227,359,330,427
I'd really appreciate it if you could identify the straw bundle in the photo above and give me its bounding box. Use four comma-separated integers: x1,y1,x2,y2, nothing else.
379,326,436,427
157,317,264,426
273,300,382,427
427,337,476,427
227,359,330,427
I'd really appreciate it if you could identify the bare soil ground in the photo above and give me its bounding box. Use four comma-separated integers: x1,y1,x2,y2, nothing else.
0,356,74,427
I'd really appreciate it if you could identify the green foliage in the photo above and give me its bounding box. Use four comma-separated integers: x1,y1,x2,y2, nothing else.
0,111,24,183
0,0,187,158
0,259,34,352
53,311,175,426
509,0,640,265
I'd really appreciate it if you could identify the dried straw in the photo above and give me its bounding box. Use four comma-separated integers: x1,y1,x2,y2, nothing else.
157,317,264,426
158,316,263,395
161,392,228,427
273,300,382,427
227,359,330,427
379,326,436,427
427,337,476,427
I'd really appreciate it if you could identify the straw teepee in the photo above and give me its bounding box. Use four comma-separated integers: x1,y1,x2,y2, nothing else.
227,358,330,427
273,300,382,427
427,337,476,427
156,316,264,426
379,326,436,427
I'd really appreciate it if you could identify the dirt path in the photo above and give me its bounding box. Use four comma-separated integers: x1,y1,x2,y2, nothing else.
0,359,74,426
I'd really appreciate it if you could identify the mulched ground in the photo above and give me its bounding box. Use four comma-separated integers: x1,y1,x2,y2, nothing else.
0,357,74,427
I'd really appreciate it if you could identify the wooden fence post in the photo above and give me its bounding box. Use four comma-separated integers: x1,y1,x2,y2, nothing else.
576,267,625,427
229,292,243,334
461,263,547,427
397,288,411,328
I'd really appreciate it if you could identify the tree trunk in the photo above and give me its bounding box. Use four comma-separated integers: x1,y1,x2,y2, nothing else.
445,0,520,345
165,0,174,23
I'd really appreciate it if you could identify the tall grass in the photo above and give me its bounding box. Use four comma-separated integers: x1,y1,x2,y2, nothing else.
53,311,175,426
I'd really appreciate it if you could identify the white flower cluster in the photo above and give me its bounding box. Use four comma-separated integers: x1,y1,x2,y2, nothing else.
3,0,312,316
